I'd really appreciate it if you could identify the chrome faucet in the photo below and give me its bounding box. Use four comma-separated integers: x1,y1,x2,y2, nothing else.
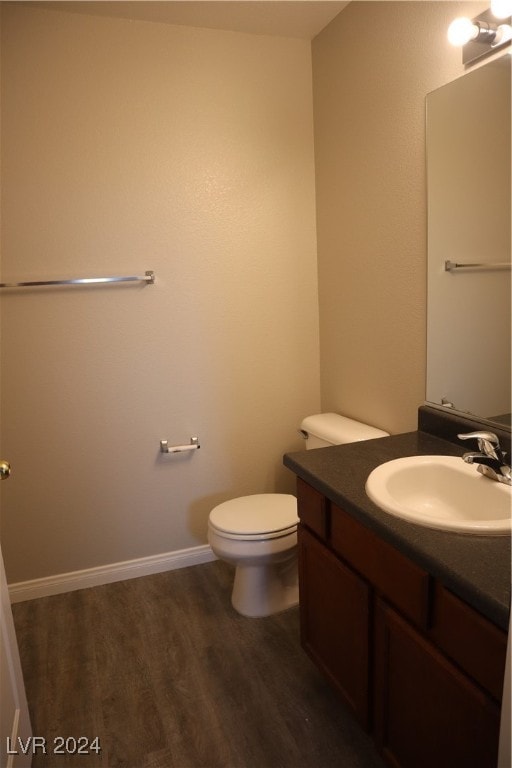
457,431,512,486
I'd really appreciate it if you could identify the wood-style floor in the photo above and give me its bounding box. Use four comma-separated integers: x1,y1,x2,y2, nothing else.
12,560,385,768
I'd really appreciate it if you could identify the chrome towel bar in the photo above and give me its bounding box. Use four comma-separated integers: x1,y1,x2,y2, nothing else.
445,260,511,272
0,270,155,289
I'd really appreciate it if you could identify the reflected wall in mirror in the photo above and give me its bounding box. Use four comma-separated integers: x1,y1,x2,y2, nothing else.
426,55,511,429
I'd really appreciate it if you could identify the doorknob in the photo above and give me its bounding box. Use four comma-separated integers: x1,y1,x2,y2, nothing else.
0,460,11,480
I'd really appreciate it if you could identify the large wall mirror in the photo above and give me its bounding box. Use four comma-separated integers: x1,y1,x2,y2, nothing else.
426,55,511,429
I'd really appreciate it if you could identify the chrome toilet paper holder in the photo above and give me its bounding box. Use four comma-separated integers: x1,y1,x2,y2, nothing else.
160,437,200,454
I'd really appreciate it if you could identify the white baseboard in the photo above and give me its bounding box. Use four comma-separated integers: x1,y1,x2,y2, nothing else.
8,544,217,603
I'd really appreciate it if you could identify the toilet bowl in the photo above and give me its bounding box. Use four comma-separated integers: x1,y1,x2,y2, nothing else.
208,413,389,618
208,494,299,618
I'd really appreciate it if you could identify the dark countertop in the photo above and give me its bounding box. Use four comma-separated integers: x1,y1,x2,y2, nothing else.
283,430,511,630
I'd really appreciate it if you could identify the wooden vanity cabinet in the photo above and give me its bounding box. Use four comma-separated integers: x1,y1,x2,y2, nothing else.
296,477,506,768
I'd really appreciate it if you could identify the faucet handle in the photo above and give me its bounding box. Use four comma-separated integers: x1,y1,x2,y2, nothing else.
458,430,500,444
457,431,502,459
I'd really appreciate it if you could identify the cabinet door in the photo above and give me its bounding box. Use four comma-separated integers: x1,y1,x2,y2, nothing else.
298,525,371,729
374,598,500,768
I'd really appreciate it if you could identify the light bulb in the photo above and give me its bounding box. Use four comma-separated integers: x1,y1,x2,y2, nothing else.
447,17,479,46
491,0,512,20
492,22,512,45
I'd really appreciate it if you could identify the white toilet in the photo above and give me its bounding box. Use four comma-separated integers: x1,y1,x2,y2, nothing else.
208,413,389,617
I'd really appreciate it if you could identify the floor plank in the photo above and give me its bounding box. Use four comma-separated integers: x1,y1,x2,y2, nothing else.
12,560,385,768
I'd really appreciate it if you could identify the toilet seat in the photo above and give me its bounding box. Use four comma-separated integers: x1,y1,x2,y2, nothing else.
209,494,298,541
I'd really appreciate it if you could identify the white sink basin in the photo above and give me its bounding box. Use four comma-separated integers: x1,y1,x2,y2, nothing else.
365,455,511,535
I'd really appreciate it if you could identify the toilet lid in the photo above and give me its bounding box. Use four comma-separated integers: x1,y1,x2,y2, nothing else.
209,494,298,536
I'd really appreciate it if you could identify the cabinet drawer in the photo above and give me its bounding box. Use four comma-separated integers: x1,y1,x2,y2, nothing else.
429,583,507,701
297,477,327,540
330,504,430,629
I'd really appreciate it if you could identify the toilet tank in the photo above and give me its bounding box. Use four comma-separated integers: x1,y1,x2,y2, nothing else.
299,413,389,449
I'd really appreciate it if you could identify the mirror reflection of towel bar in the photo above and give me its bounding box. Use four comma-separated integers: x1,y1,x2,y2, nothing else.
445,260,511,272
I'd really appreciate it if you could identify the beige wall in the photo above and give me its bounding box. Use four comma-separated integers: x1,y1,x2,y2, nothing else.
1,1,498,585
313,0,486,434
0,5,320,582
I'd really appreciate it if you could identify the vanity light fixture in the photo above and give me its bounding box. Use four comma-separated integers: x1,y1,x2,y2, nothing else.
448,7,512,65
